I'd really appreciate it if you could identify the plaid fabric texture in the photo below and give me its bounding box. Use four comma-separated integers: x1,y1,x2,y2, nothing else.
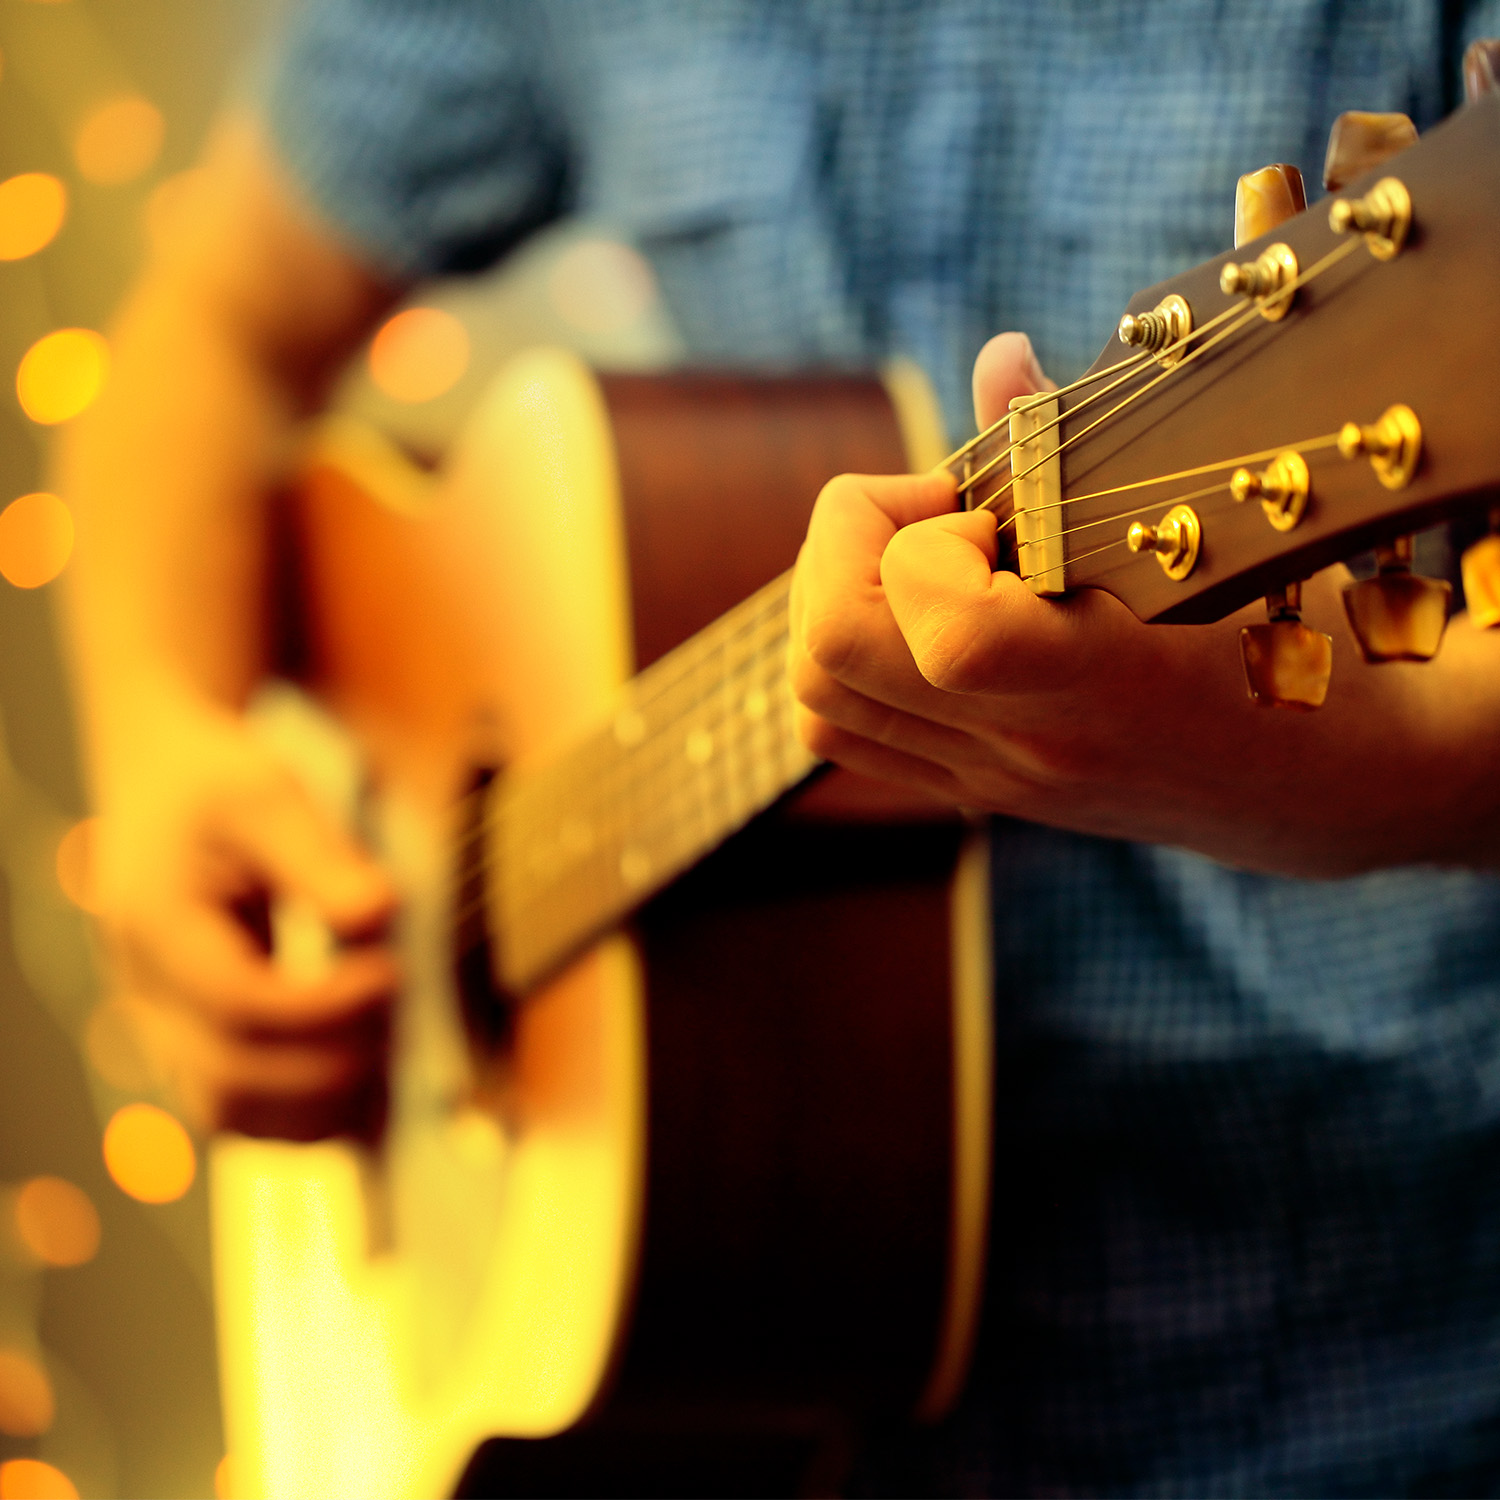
266,4,1500,1492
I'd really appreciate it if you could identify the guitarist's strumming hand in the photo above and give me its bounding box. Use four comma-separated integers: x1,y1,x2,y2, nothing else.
789,332,1500,878
88,695,399,1141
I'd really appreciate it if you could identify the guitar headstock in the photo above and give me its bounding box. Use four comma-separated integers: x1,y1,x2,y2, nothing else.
955,84,1500,706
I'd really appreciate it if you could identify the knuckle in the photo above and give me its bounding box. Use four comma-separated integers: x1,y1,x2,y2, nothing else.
792,705,843,761
803,607,862,681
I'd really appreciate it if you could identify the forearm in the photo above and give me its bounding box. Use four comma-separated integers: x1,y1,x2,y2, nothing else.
55,117,397,806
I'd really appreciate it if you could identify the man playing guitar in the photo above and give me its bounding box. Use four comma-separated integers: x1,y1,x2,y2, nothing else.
60,3,1500,1492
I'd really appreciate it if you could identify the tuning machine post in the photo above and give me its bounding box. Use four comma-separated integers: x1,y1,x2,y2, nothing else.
1231,450,1309,531
1239,582,1333,710
1127,504,1200,580
1117,293,1193,366
1220,243,1300,320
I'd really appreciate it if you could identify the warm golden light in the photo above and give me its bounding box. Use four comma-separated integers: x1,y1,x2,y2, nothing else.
213,1454,236,1500
547,238,657,335
84,999,158,1093
0,174,66,261
14,1177,100,1268
16,331,108,425
368,306,469,403
103,1103,196,1204
0,493,74,588
0,1460,77,1500
73,95,164,185
144,167,208,255
0,1351,54,1438
53,817,99,912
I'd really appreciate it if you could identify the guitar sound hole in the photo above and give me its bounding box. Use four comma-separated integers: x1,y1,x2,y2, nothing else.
452,763,516,1056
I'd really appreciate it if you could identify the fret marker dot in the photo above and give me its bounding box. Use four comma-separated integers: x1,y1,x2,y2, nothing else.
743,688,769,721
619,848,650,887
685,728,714,765
614,709,646,747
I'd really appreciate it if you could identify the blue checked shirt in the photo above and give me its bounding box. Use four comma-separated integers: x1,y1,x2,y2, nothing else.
266,4,1500,1493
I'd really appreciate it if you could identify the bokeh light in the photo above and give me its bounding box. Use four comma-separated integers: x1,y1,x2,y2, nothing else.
0,1350,54,1438
546,237,657,335
83,999,158,1093
102,1103,195,1204
0,175,67,261
16,330,109,425
73,95,164,185
13,1177,100,1268
0,1460,77,1500
0,494,74,588
368,306,469,403
53,817,99,912
144,168,208,255
213,1454,236,1500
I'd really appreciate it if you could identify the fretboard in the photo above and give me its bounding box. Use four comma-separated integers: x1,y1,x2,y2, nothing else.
486,569,815,994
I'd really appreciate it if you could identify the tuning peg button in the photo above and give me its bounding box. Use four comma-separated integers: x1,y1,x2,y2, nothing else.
1340,537,1450,662
1239,583,1332,709
1461,533,1500,630
1322,112,1417,192
1233,163,1307,247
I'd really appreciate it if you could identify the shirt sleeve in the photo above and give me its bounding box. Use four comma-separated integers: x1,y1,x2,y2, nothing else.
259,0,568,278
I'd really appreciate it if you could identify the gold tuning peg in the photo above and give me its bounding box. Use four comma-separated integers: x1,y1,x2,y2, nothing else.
1233,163,1306,248
1461,509,1500,630
1464,39,1500,100
1239,582,1333,710
1321,111,1417,192
1340,535,1451,662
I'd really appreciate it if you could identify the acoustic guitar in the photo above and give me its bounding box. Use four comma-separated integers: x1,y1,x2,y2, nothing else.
212,87,1500,1499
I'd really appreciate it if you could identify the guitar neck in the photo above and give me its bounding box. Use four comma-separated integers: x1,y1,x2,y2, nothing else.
487,569,814,994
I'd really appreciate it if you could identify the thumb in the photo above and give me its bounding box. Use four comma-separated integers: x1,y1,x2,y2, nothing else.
972,332,1055,431
222,775,395,939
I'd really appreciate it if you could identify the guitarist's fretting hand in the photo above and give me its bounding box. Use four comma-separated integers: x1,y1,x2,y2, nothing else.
789,333,1500,879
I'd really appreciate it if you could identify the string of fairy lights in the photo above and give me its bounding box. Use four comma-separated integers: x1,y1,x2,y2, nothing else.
0,0,680,1492
0,5,266,1497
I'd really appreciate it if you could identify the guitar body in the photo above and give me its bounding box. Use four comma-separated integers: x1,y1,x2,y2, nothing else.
212,351,993,1499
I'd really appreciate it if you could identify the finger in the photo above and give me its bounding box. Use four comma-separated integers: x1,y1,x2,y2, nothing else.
881,511,1129,696
791,642,983,762
128,991,388,1141
795,474,950,699
122,896,397,1039
214,775,396,939
791,705,965,801
215,1079,387,1144
972,331,1055,430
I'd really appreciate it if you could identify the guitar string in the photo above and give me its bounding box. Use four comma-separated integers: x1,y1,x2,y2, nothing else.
457,602,801,934
952,300,1250,496
452,587,793,916
493,632,796,899
461,650,805,963
973,236,1364,521
937,345,1157,476
1014,430,1347,548
461,235,1372,951
481,623,792,899
476,237,1365,866
479,634,796,909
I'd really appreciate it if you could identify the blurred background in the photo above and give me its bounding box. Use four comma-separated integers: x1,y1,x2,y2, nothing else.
0,2,679,1495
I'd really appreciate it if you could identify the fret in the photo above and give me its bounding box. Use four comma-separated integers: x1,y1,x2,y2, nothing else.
485,571,815,993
